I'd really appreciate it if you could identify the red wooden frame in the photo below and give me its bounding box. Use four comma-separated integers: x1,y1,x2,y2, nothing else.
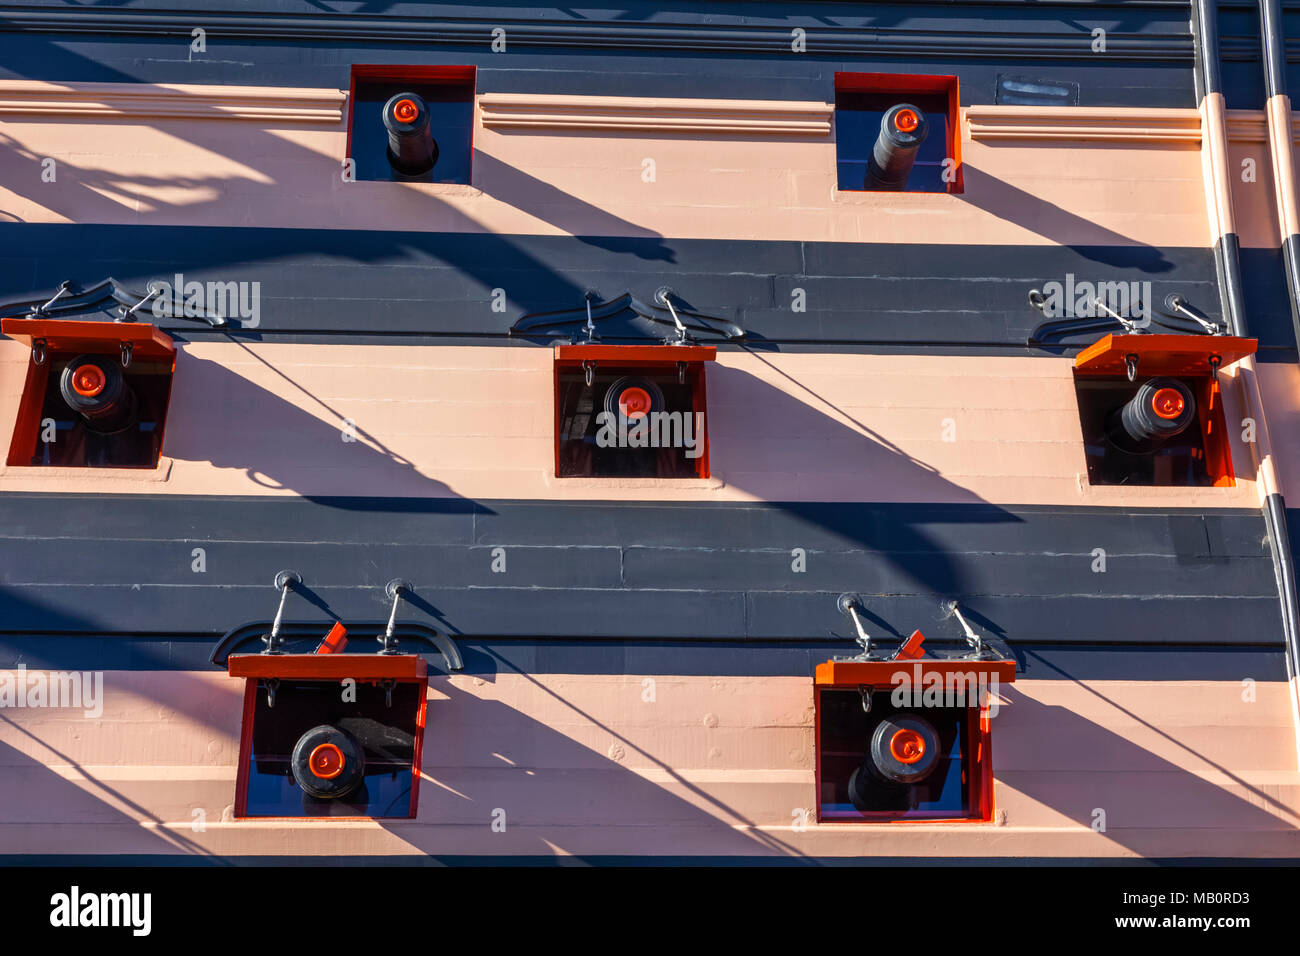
553,344,716,479
1073,333,1255,488
812,654,1014,823
1073,333,1256,378
345,64,477,182
227,654,426,681
1197,376,1234,485
554,345,717,366
833,72,963,194
232,679,259,820
229,653,429,821
814,658,1017,687
1,317,176,468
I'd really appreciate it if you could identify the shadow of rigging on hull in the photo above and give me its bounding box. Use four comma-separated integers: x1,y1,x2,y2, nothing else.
378,666,809,860
469,151,677,263
0,593,227,861
704,358,1022,622
161,342,470,502
0,86,661,323
0,327,1035,650
996,685,1300,859
0,712,228,861
0,615,807,861
958,164,1176,274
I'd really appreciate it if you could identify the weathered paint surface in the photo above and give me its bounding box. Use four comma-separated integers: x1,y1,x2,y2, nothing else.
0,672,1295,860
1,4,1299,862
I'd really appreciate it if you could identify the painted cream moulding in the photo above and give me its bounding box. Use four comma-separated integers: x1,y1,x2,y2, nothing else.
0,458,174,482
478,92,834,134
0,81,830,135
967,104,1300,145
2,80,1297,148
0,80,347,123
1224,109,1300,143
966,106,1202,143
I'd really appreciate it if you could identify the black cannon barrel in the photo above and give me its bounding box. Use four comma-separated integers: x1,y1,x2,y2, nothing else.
382,92,439,176
59,354,137,433
866,103,930,191
1110,377,1197,447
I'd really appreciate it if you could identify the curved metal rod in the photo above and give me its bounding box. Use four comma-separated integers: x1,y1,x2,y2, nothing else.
210,620,464,672
1026,315,1127,346
0,277,226,328
511,291,746,341
1198,0,1300,766
421,630,466,672
1029,313,1220,346
1151,314,1220,335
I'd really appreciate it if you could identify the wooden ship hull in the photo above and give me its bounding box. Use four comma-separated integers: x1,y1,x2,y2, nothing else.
0,0,1298,863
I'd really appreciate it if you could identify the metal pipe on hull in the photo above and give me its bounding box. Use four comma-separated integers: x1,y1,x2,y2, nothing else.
1258,0,1300,349
1193,0,1300,766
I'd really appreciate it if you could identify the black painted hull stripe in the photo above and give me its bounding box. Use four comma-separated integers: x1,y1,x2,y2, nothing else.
0,635,1284,682
1199,0,1300,732
0,494,1282,644
2,5,1289,111
7,224,1297,350
1281,234,1300,349
1261,0,1289,100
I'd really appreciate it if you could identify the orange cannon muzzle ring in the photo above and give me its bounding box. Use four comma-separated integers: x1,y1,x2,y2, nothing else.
1151,387,1186,420
894,108,920,133
392,98,419,123
617,386,652,420
889,728,926,765
71,364,107,397
308,742,345,779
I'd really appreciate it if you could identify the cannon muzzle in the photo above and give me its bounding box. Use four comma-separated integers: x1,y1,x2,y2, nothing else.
866,104,930,191
1108,377,1196,450
382,92,439,176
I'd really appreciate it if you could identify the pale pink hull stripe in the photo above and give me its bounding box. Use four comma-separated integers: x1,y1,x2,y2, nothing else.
1266,95,1300,241
0,342,1263,507
0,86,1213,248
0,673,1295,858
1232,106,1300,248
